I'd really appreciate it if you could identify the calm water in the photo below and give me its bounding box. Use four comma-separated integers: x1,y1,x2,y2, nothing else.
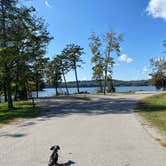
32,86,157,98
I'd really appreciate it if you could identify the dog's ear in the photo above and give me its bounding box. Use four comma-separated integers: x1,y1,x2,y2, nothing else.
50,146,55,151
57,145,60,150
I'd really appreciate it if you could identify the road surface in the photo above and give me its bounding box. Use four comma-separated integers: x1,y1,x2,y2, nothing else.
0,93,165,166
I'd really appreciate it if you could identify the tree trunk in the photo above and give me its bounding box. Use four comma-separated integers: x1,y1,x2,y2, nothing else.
1,2,7,102
0,82,2,103
6,79,13,109
36,79,39,99
14,67,19,101
55,84,59,96
163,80,166,91
23,84,28,100
62,70,69,95
14,84,18,101
36,89,39,98
74,65,80,94
19,84,28,100
103,68,107,95
3,81,7,102
99,79,103,93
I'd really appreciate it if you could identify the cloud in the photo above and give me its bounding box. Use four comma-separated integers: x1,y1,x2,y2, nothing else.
113,63,120,67
146,0,166,20
118,54,133,63
45,0,52,8
143,67,148,73
82,77,90,81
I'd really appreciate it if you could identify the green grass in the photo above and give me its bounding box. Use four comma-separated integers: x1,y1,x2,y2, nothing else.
0,100,43,126
135,93,166,146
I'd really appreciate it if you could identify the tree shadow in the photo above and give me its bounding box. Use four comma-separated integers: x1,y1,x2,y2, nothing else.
135,102,166,113
18,121,36,128
39,97,138,119
57,160,76,166
0,133,26,138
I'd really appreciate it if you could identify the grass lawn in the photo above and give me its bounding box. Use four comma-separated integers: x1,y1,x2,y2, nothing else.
135,93,166,146
0,100,43,127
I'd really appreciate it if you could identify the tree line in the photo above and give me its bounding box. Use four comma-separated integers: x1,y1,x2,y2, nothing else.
0,1,86,109
47,32,123,96
59,80,150,88
0,0,125,110
0,0,52,109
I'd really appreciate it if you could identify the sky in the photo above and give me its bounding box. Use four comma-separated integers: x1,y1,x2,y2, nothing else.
24,0,166,81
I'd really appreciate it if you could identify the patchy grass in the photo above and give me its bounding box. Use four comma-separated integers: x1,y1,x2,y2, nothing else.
135,93,166,146
0,100,43,127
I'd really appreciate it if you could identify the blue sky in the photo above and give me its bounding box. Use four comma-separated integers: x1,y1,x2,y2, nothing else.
25,0,166,81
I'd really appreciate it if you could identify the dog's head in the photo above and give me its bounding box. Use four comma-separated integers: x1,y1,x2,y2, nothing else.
50,145,60,152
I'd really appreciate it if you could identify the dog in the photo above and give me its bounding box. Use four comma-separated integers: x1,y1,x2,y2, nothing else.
48,145,60,166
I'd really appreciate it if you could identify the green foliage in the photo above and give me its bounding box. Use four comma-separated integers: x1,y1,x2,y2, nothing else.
62,44,84,70
62,44,84,93
47,57,62,95
89,33,104,92
89,32,123,94
0,1,52,106
150,59,166,91
56,53,70,95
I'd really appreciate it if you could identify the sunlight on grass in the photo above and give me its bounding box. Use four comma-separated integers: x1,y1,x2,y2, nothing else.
135,93,166,146
0,101,43,126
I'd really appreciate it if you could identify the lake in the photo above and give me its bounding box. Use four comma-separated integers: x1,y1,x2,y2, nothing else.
32,86,158,98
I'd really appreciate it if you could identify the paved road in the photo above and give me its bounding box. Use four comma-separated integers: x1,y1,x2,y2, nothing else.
0,93,166,166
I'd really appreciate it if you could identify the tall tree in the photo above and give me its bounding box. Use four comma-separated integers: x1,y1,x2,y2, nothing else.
150,40,166,91
63,44,84,94
89,32,122,94
33,57,49,98
89,33,104,92
48,57,62,96
57,53,70,95
29,16,52,98
0,0,18,108
150,58,166,91
103,32,123,94
0,1,52,108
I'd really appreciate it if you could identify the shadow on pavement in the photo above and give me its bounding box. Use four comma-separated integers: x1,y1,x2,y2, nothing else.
58,160,76,166
38,97,137,119
0,133,26,138
18,121,36,127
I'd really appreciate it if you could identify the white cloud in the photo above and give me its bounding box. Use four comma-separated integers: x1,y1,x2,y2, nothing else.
143,67,148,73
113,63,120,67
118,54,133,63
45,0,52,8
146,0,166,20
82,77,89,81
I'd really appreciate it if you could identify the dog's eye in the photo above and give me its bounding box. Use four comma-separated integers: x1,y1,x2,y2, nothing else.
50,146,55,150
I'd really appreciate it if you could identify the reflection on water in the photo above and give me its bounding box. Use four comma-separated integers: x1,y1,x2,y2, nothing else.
32,86,157,98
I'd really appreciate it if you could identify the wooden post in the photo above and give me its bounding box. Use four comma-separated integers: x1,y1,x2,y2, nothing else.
32,97,35,108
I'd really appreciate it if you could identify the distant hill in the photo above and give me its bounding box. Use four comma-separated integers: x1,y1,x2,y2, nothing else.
58,79,151,88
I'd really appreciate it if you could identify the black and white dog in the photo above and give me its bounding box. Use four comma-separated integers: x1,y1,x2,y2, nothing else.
48,145,60,166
